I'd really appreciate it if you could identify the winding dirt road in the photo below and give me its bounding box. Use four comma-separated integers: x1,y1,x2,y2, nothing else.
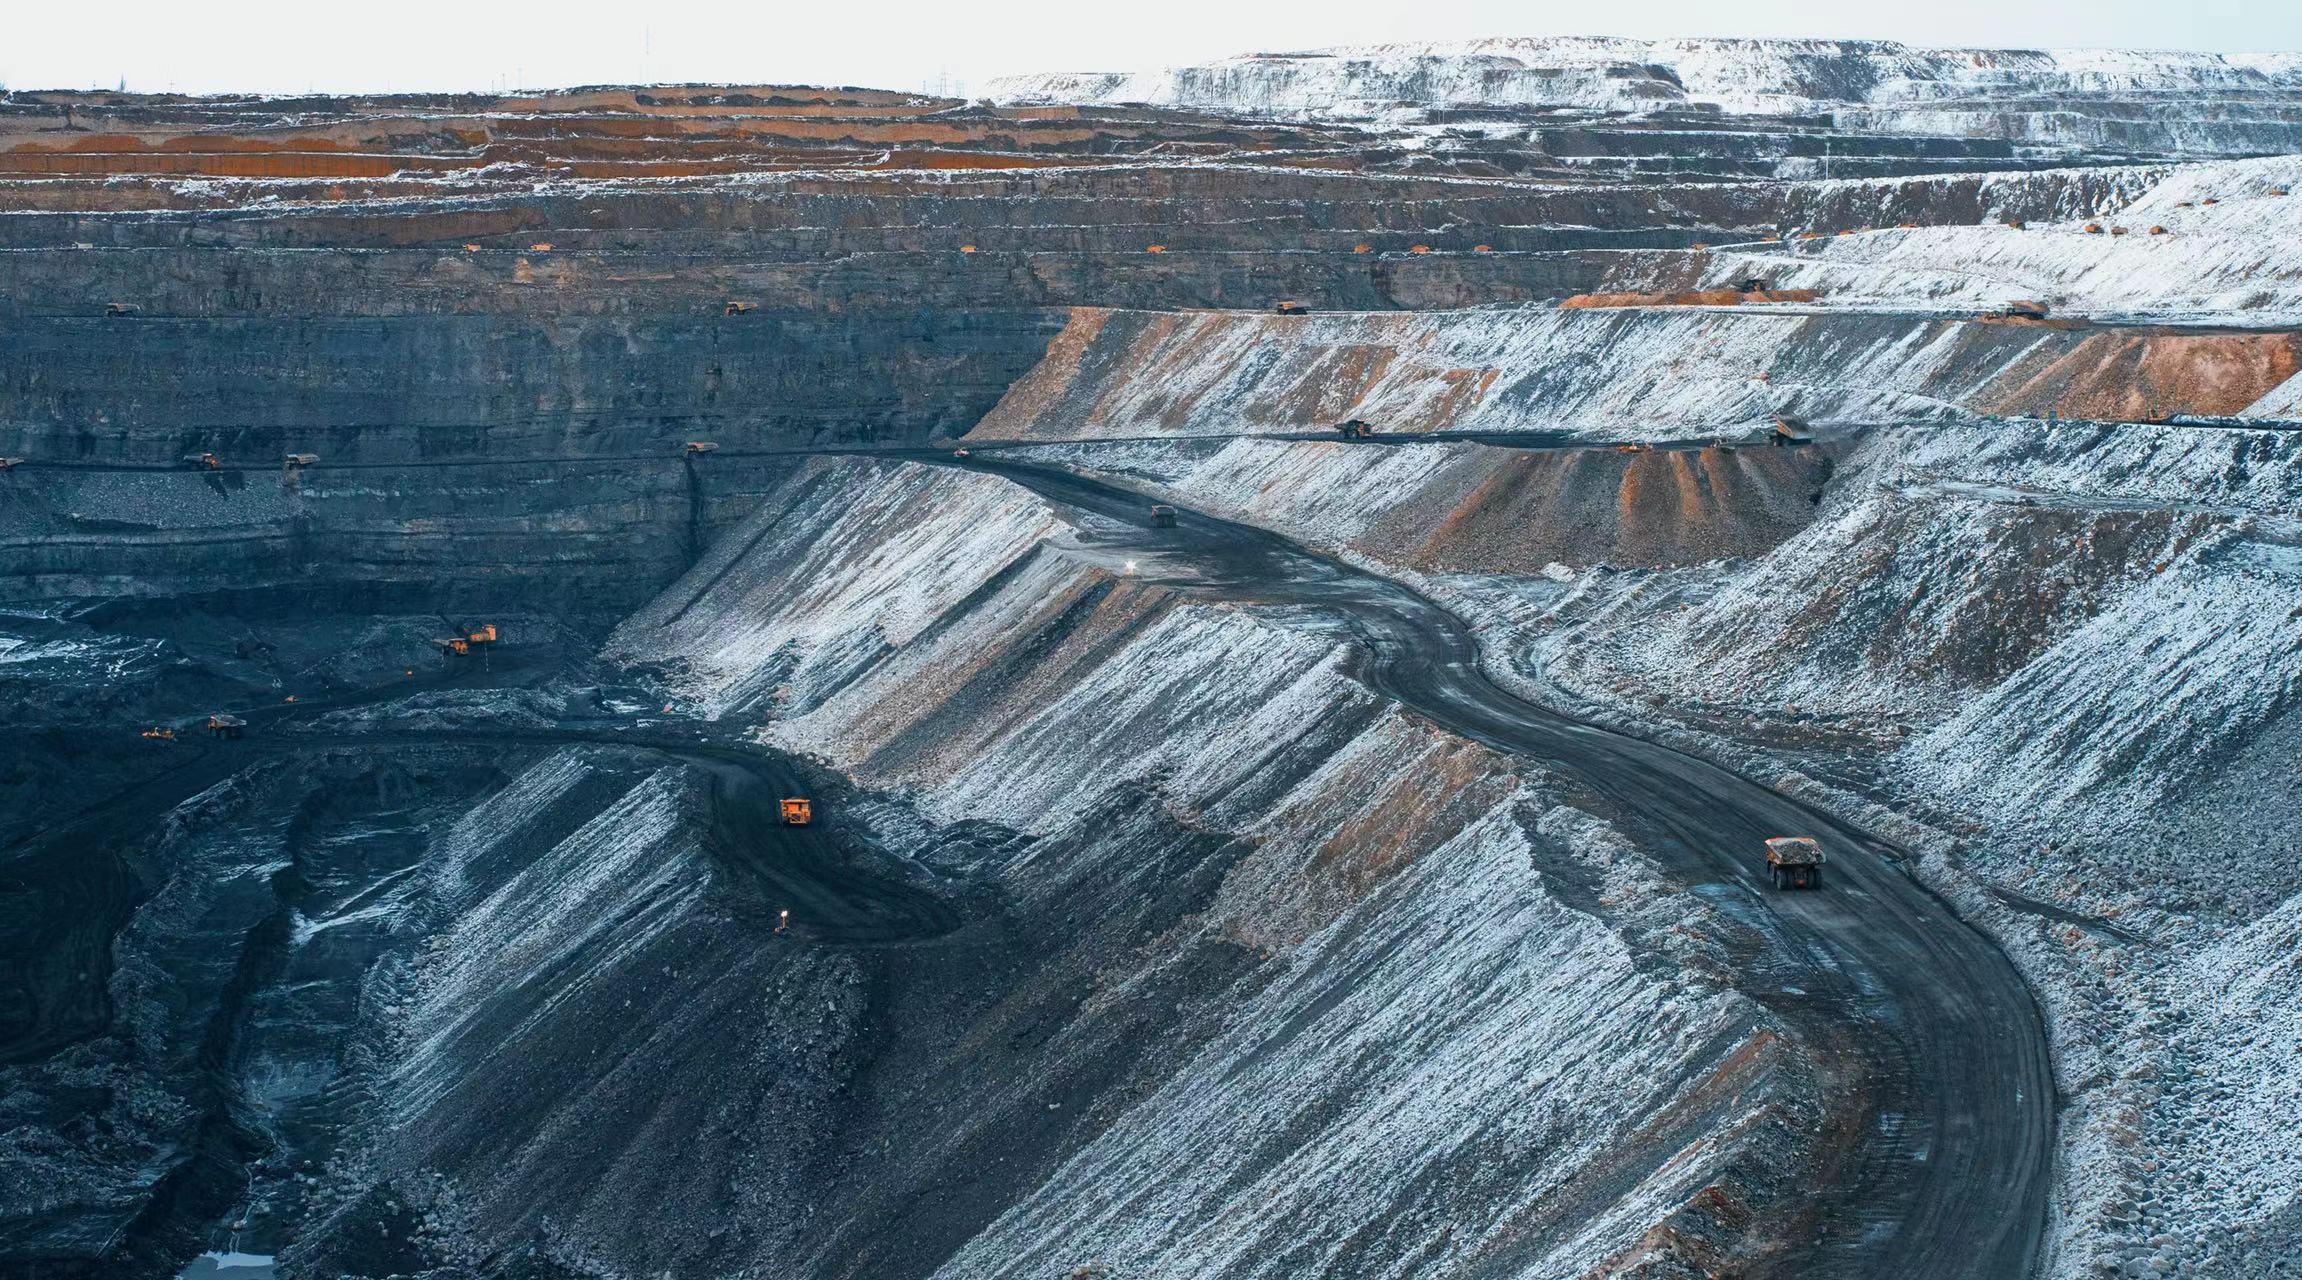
948,452,2055,1280
4,440,2055,1277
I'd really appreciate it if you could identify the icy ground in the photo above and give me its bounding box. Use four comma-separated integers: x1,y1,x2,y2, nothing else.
1027,417,2301,1280
590,458,1820,1276
961,156,2302,1279
1671,156,2302,327
971,163,2302,446
990,37,2302,158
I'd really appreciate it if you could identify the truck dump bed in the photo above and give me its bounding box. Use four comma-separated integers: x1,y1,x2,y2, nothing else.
1765,837,1824,866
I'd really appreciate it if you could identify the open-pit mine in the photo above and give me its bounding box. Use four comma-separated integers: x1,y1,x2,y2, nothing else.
2,37,2299,1280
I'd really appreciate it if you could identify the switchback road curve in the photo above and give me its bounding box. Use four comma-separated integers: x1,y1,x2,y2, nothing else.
946,452,2055,1280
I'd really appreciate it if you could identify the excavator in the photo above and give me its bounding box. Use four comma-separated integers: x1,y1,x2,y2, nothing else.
433,623,501,659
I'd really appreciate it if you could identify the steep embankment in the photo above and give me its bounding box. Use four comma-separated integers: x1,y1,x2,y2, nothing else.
0,454,1841,1276
0,459,756,613
945,136,2302,1269
0,108,2162,470
1620,155,2302,327
992,38,2302,160
1011,435,1829,577
0,745,526,1274
972,304,2298,443
1559,418,2302,1279
595,458,1826,1278
994,312,2301,1277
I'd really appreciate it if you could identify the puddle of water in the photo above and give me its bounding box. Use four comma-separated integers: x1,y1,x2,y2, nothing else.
177,1252,276,1279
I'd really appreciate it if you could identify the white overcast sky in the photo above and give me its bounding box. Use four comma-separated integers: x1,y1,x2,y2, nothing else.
5,0,2296,96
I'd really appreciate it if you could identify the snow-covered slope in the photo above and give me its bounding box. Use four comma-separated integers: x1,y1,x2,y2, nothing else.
567,458,1832,1275
609,457,1069,718
1029,417,2300,1280
1514,419,2301,1279
1018,434,1827,580
930,804,1789,1280
1668,156,2302,324
991,38,2302,157
995,37,2302,116
972,304,2300,445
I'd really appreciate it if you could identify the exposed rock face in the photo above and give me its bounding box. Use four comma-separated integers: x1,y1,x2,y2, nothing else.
1619,156,2302,327
0,462,708,610
974,304,2300,444
1556,420,2302,1280
1009,434,1831,576
1014,424,2301,1280
991,38,2302,161
4,63,2298,1280
0,85,1362,181
0,83,2179,479
0,746,523,1274
589,460,1816,1280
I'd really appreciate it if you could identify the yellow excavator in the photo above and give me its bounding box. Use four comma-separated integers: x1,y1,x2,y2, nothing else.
433,624,500,658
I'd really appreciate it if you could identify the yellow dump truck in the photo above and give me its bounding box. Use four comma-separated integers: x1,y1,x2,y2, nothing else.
1765,837,1825,890
781,798,813,826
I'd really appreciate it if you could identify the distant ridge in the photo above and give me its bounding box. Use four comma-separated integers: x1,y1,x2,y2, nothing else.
990,36,2302,159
